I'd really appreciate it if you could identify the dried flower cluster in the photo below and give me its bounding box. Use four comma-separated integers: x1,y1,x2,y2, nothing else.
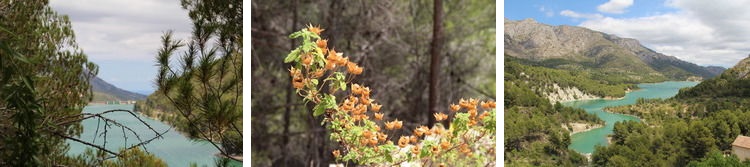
285,25,496,166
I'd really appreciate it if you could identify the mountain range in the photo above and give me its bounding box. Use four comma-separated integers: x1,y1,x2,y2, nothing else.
90,75,147,101
504,18,724,82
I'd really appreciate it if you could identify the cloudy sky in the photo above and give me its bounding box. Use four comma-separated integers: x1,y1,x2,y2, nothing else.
506,0,750,68
50,0,193,94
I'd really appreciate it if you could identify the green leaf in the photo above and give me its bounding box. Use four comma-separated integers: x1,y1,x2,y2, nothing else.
289,31,304,39
311,79,319,86
284,48,301,63
302,42,313,52
313,104,325,116
339,81,347,91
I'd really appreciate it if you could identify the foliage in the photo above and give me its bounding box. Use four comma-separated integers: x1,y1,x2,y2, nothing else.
251,1,495,165
596,97,750,166
506,55,636,98
152,0,243,162
0,0,97,165
285,25,496,166
687,150,750,167
504,78,601,166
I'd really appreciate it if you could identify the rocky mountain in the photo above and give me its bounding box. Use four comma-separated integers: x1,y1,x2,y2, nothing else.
90,76,147,101
505,18,723,82
676,55,750,98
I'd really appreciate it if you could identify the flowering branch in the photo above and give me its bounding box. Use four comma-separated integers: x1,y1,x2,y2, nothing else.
285,24,495,166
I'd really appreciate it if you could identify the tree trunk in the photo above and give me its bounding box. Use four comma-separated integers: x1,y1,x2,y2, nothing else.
282,0,298,165
428,0,443,127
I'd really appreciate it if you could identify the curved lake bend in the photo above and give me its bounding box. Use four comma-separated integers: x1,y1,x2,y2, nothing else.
564,81,698,154
67,104,241,167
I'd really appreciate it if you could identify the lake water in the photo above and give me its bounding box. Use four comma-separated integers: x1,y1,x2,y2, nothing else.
67,104,241,167
564,81,698,154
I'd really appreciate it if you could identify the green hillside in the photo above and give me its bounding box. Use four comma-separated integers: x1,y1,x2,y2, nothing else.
593,56,750,166
506,55,636,98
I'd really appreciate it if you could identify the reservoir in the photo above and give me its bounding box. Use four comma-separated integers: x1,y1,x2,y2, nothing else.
564,81,698,154
67,104,239,166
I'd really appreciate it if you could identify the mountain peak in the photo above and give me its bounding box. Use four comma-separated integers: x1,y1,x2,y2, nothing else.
504,18,723,81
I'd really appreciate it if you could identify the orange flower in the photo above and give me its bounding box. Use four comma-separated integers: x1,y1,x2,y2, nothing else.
469,98,479,106
327,49,339,60
307,24,324,35
311,69,325,78
360,138,369,145
292,81,304,89
371,103,382,112
316,39,328,49
301,53,312,66
355,104,367,115
398,136,409,148
468,109,478,118
468,119,477,126
409,135,418,143
413,126,427,137
337,57,349,66
332,150,340,158
363,130,373,139
360,96,371,105
361,87,371,97
395,120,403,129
377,133,387,142
347,62,363,75
385,119,401,130
431,126,444,135
480,101,490,109
374,113,384,120
411,145,421,155
374,126,381,132
440,141,450,150
324,59,336,70
352,84,363,95
369,138,378,146
487,100,496,108
341,99,354,111
434,112,448,121
450,104,460,112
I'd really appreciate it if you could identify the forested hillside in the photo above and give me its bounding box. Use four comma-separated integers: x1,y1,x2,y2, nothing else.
506,55,636,102
597,56,750,166
504,68,603,166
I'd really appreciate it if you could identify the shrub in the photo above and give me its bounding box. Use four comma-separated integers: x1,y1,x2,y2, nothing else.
284,25,496,166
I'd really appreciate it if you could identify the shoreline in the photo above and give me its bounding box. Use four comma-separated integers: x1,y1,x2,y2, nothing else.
566,123,604,135
556,87,638,103
601,108,647,124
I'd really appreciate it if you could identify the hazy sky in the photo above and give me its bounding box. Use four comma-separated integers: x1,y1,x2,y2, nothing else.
506,0,750,68
50,0,193,94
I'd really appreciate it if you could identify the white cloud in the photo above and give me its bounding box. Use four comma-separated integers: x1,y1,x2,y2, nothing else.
49,0,193,61
597,0,634,14
572,0,750,67
559,10,604,20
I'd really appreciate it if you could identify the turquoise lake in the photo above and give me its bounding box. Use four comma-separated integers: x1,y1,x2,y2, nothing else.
67,104,241,167
564,81,698,154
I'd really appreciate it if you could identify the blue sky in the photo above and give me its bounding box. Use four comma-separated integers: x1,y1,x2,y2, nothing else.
50,0,192,94
505,0,750,68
